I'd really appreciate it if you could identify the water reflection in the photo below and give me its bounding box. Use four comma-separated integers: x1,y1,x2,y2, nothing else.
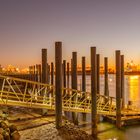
67,75,140,139
127,75,140,107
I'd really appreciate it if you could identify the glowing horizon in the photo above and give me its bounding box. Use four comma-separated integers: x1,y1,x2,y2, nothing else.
1,0,140,68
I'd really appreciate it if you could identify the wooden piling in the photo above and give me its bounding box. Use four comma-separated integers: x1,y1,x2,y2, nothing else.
51,62,54,85
82,57,86,121
121,55,125,109
63,60,66,90
67,62,70,89
29,66,32,81
91,47,97,137
72,52,78,125
42,49,48,84
36,64,39,82
96,54,100,94
55,42,62,129
33,65,36,81
116,50,121,128
47,64,50,84
38,64,41,82
82,57,86,92
104,57,109,96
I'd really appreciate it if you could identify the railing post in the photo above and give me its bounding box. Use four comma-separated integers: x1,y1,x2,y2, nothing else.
72,52,78,125
55,42,62,129
82,56,86,121
91,47,97,137
116,50,121,128
121,55,125,109
97,54,100,94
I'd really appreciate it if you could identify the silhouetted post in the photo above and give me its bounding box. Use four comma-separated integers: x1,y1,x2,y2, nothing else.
63,60,66,95
36,64,39,82
82,56,86,121
91,47,97,137
116,50,121,128
82,57,86,92
104,57,109,97
71,59,73,89
51,62,54,85
67,62,70,89
72,52,78,125
97,54,100,94
33,65,36,81
30,65,35,81
47,64,50,84
55,42,62,129
121,55,125,109
29,66,32,81
51,62,54,97
38,64,41,82
42,49,48,84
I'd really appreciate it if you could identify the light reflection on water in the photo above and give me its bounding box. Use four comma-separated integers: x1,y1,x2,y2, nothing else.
67,75,140,140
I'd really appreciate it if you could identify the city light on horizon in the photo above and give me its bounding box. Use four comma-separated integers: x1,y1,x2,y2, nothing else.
1,0,140,68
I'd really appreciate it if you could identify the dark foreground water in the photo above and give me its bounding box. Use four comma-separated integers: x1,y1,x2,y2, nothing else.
66,74,140,140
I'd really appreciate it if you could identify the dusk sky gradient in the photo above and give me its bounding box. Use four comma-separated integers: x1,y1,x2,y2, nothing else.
1,0,140,68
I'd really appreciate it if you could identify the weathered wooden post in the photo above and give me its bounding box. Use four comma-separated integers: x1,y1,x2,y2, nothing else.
63,60,66,95
91,47,97,137
38,64,41,82
36,64,39,82
29,66,32,81
33,65,36,81
121,55,125,109
104,57,109,96
72,52,78,125
47,64,50,84
55,42,62,129
42,49,48,84
82,56,86,121
51,62,54,85
116,50,122,128
51,62,54,97
97,54,100,94
67,62,70,89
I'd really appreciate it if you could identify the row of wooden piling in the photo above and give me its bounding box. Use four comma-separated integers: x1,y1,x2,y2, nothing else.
27,42,124,137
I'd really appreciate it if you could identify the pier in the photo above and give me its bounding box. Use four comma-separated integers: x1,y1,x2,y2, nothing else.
1,42,140,137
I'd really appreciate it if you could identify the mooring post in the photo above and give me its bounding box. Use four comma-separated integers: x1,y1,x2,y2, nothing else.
121,55,125,109
51,62,54,85
104,57,109,97
116,50,122,128
63,60,66,95
38,64,41,82
47,64,50,84
91,47,97,137
33,65,36,81
97,54,100,94
72,52,78,125
36,64,39,82
71,59,73,89
55,42,62,129
42,49,48,84
51,62,54,97
82,56,86,121
67,62,70,89
29,66,32,81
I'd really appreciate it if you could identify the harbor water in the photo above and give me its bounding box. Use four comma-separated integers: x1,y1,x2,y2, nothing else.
66,74,140,140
